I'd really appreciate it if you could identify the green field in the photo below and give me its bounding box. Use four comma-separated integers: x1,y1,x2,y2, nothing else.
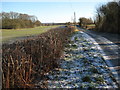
1,25,60,42
86,24,95,27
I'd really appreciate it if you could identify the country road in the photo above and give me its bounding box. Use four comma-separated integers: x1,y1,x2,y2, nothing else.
78,28,120,86
2,27,120,88
39,29,119,88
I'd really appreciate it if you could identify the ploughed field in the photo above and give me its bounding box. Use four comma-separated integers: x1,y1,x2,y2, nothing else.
41,31,118,88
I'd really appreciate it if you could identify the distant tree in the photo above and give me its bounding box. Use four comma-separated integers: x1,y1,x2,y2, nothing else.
66,22,71,25
1,12,41,29
79,17,93,28
34,20,41,26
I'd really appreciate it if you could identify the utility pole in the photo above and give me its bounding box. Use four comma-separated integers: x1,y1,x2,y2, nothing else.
74,12,76,27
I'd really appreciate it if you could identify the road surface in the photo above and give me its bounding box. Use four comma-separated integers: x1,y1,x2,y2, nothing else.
78,28,120,86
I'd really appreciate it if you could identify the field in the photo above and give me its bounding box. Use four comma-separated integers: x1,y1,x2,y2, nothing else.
1,25,60,42
86,24,95,30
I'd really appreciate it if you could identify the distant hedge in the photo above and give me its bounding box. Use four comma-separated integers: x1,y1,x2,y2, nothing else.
1,12,41,29
94,1,120,34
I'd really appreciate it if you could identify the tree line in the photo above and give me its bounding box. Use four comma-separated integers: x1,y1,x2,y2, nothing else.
78,17,93,28
78,1,119,34
94,1,119,33
0,12,41,29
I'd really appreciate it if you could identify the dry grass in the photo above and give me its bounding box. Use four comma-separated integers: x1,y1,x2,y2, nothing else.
2,27,74,88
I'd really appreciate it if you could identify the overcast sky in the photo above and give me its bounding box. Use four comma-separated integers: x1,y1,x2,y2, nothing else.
1,0,113,23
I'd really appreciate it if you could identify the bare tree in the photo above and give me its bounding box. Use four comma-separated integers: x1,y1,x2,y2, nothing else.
94,1,119,33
